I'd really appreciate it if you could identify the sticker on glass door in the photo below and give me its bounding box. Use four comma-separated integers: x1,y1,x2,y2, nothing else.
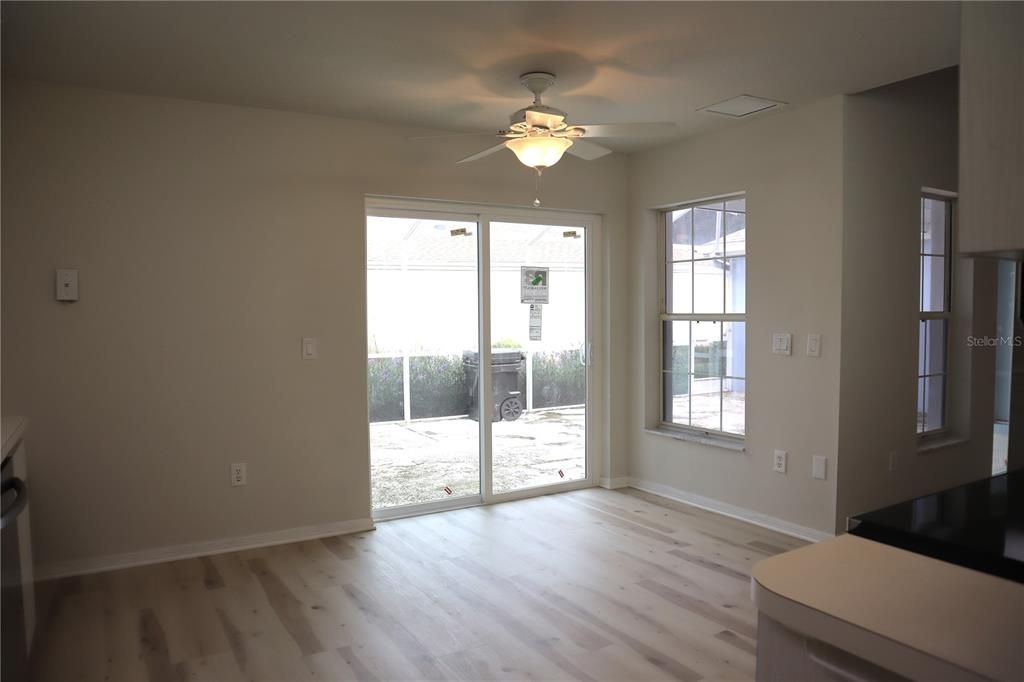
521,266,550,303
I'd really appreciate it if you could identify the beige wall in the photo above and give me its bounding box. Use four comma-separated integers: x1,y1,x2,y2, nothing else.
626,98,846,536
836,68,996,526
959,1,1024,470
958,2,1024,257
4,68,1001,569
625,68,998,536
1,80,629,570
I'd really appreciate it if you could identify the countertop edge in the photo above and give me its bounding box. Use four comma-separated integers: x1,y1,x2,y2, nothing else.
751,570,986,682
751,535,1013,682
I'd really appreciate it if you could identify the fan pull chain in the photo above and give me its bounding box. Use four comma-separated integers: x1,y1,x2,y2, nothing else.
533,168,543,208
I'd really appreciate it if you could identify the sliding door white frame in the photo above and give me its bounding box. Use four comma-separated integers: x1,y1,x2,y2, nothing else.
365,195,604,519
478,214,495,502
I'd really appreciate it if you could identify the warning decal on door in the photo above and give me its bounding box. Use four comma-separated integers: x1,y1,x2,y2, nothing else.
521,267,549,304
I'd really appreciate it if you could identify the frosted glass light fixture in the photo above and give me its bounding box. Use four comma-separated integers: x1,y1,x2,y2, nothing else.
505,136,572,170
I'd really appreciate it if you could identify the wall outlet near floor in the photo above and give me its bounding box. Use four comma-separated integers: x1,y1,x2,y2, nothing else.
230,463,247,487
812,455,828,480
773,450,788,474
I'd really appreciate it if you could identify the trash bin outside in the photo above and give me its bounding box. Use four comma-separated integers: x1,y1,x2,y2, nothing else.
463,349,526,422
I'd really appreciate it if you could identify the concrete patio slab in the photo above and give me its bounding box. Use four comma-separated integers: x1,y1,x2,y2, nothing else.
371,406,585,509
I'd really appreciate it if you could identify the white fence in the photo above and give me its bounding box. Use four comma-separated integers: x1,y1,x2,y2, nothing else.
368,347,585,423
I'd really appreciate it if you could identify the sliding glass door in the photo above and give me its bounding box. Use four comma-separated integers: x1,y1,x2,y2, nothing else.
367,201,594,517
366,214,480,511
489,221,587,494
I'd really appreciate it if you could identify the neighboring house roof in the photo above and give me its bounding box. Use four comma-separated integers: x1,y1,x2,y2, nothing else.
368,218,585,269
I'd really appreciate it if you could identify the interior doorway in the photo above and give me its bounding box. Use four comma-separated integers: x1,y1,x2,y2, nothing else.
365,199,596,518
993,259,1018,475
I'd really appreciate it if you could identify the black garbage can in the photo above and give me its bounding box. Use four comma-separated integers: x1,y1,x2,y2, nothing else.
463,350,525,422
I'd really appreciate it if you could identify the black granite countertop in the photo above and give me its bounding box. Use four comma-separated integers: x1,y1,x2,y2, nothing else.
849,469,1023,583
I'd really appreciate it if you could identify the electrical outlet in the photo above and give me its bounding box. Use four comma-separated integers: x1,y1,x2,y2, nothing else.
773,450,787,474
230,463,247,487
806,333,822,358
812,455,828,480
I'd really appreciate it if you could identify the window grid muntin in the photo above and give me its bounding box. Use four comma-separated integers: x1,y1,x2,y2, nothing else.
661,195,746,438
917,194,953,435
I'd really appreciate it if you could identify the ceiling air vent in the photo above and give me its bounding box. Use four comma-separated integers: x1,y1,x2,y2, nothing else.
699,95,786,118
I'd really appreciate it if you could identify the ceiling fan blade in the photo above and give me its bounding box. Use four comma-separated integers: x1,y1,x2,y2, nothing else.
566,139,613,161
409,131,499,140
573,122,677,138
457,143,508,164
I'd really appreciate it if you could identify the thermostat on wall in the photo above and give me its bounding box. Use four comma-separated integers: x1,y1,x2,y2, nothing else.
55,269,79,302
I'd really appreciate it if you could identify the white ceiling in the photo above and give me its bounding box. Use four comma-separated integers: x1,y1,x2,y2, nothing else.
1,2,960,152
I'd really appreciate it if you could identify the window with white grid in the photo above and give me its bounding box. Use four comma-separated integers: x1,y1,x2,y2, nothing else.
917,194,953,434
661,196,746,437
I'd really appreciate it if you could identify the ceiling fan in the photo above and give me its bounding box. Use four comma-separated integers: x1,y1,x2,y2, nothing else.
423,72,676,172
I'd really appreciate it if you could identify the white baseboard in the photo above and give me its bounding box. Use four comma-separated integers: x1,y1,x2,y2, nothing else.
629,478,833,543
37,479,831,578
36,517,376,581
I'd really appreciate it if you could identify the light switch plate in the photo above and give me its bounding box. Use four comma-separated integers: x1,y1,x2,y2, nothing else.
807,333,822,357
56,269,79,302
812,455,828,480
302,337,318,360
773,449,787,473
772,333,792,356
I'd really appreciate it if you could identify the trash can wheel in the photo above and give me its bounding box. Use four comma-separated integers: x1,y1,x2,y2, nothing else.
500,396,523,422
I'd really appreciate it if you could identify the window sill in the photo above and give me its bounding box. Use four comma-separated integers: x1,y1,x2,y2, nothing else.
645,427,746,452
917,434,968,454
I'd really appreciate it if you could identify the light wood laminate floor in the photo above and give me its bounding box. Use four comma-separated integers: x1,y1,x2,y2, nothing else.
33,488,805,682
